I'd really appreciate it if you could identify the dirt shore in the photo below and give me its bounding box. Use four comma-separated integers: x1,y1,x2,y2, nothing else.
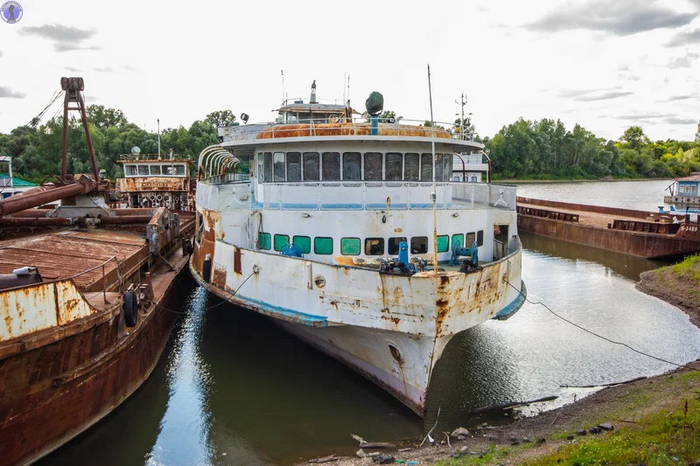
300,264,700,466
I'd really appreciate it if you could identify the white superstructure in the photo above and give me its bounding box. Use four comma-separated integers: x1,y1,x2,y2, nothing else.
191,88,525,416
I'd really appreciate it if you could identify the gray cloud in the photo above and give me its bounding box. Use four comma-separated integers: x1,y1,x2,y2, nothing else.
0,50,3,58
527,1,696,36
664,117,697,124
666,94,696,101
668,28,700,46
616,113,673,122
93,67,114,73
574,91,634,102
0,86,26,99
668,57,692,68
65,66,81,72
23,24,100,52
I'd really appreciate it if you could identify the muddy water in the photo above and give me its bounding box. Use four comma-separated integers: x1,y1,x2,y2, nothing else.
40,181,700,465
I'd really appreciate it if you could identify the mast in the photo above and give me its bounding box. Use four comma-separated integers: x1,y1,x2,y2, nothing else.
428,65,438,272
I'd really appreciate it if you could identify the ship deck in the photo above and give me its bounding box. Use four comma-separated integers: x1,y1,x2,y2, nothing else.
517,201,650,229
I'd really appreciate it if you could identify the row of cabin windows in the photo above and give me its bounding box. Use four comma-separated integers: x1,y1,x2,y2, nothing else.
124,164,187,177
258,230,484,256
257,151,454,183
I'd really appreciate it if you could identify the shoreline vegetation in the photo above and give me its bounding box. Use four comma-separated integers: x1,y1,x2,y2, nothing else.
306,256,700,466
0,107,698,184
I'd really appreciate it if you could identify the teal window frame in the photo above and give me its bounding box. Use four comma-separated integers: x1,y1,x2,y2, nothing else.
314,237,334,255
293,235,311,254
258,232,271,250
437,235,449,253
341,237,361,255
274,234,290,252
451,234,464,250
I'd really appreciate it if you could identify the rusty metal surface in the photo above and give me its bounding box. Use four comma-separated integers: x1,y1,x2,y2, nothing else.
0,259,191,466
116,177,191,193
256,122,454,140
0,181,94,217
0,229,147,290
517,205,579,222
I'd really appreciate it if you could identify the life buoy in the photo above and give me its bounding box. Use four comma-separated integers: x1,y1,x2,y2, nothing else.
123,291,138,327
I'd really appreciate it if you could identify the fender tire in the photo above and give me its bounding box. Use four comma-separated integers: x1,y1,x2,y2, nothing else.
123,291,138,327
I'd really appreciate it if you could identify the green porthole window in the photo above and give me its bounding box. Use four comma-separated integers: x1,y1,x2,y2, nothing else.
274,234,290,252
437,235,449,253
293,235,311,254
451,234,464,250
341,238,361,255
258,232,271,250
314,237,333,255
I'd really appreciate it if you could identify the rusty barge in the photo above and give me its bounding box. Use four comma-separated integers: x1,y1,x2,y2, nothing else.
0,77,195,465
517,196,700,259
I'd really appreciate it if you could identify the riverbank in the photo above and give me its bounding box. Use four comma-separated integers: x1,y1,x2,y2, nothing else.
636,254,700,327
306,362,700,465
302,257,700,466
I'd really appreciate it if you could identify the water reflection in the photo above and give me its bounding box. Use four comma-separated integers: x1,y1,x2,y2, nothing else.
425,242,700,433
147,286,214,465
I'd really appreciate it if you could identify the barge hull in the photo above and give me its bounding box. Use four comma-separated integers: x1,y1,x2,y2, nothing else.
0,256,189,466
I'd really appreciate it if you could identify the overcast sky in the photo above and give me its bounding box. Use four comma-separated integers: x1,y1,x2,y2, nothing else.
0,0,698,141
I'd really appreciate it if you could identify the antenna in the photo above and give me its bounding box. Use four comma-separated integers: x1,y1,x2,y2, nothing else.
347,74,351,106
157,118,161,157
428,64,438,273
281,69,285,104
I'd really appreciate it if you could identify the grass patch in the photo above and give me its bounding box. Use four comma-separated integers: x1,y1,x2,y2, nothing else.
524,398,700,466
669,254,700,284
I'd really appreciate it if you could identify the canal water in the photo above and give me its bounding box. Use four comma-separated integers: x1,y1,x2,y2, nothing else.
40,180,700,465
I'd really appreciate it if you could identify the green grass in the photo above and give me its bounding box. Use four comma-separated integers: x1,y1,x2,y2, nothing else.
668,254,700,284
525,398,700,466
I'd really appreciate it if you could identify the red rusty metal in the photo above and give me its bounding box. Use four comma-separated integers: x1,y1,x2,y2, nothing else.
0,217,73,227
0,181,95,217
99,215,154,224
60,77,99,182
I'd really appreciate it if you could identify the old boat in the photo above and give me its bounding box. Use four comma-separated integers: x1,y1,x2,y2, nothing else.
0,77,195,465
665,173,700,207
190,84,525,416
116,152,196,211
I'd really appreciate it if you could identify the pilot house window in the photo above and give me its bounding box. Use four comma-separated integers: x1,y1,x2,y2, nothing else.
273,152,285,181
287,152,301,181
404,153,420,181
303,152,320,181
322,152,341,180
385,153,403,181
364,152,383,181
343,152,361,181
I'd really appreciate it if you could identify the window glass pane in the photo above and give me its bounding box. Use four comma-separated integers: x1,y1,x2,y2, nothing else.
435,153,444,182
263,152,273,182
411,236,429,254
258,232,271,250
465,232,476,248
314,237,333,255
364,152,383,181
365,238,384,255
421,153,433,181
303,152,319,181
257,153,264,182
388,237,407,255
293,235,311,254
322,152,340,180
405,153,419,181
163,165,176,175
138,165,149,175
341,238,361,255
149,165,161,175
444,153,453,181
386,153,403,181
287,152,301,181
126,165,137,176
437,235,449,253
175,165,186,176
451,234,464,250
274,234,289,252
477,230,484,247
274,152,286,181
343,152,361,181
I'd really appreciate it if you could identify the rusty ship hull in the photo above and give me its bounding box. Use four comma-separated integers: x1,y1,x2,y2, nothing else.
516,197,700,259
0,212,194,465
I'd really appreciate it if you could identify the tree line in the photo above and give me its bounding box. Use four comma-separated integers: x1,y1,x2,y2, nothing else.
483,119,700,180
0,107,236,182
0,107,698,182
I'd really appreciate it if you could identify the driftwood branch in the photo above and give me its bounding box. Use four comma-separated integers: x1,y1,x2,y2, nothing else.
420,407,440,447
560,376,647,389
472,395,558,414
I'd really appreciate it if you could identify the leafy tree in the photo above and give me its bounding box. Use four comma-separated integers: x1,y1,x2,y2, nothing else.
205,110,236,127
619,126,650,151
87,105,127,129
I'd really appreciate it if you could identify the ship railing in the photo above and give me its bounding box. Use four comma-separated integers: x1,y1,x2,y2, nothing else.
219,117,479,142
258,182,516,211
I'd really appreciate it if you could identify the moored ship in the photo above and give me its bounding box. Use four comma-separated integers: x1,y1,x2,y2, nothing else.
190,83,526,415
0,78,195,464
